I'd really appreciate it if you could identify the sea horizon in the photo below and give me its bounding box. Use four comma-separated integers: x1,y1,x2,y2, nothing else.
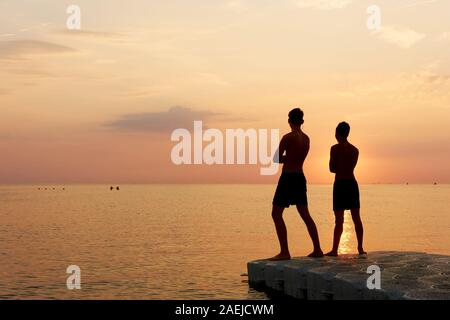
2,182,448,186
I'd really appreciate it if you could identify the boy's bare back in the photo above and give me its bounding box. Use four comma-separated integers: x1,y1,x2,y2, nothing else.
280,131,310,173
330,142,359,180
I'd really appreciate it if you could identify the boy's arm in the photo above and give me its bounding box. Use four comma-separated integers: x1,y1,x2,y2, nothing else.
353,148,359,169
305,136,310,156
329,146,337,173
273,136,287,163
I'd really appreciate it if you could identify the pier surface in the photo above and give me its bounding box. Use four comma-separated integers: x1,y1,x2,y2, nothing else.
247,251,449,300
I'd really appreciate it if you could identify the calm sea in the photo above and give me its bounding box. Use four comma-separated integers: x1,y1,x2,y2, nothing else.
0,184,449,299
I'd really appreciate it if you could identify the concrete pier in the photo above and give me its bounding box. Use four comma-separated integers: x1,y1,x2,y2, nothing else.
247,251,449,300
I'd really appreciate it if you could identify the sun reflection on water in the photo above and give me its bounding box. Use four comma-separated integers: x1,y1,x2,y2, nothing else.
338,212,354,255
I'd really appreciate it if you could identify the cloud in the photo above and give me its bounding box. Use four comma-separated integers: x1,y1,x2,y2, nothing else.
55,29,127,41
0,133,15,139
223,0,247,13
0,40,76,61
436,32,450,42
196,72,232,87
104,106,223,133
372,26,425,48
113,85,174,98
400,0,439,9
1,65,58,78
294,0,352,10
17,22,53,33
0,88,10,95
95,59,118,64
337,70,450,103
418,73,450,84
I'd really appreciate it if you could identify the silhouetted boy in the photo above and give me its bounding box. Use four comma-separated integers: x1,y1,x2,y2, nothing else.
269,108,323,260
325,122,366,256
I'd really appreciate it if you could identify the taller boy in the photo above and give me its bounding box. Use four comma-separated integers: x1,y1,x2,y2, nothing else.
270,108,323,260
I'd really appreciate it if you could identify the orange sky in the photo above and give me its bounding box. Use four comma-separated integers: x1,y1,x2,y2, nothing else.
1,0,450,184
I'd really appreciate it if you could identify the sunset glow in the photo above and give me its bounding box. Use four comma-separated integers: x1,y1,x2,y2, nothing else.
1,0,450,184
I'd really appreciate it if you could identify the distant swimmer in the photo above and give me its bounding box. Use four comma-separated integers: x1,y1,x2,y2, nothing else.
325,122,366,257
116,186,120,191
110,186,114,190
268,108,323,260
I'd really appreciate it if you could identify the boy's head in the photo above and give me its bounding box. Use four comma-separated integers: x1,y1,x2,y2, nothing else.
288,108,304,126
336,122,350,141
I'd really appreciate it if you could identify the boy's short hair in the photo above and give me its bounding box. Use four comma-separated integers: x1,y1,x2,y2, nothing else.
336,122,350,138
288,108,304,125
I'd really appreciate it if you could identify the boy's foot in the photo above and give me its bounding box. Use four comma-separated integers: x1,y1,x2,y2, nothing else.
325,250,338,257
358,248,367,255
268,253,291,261
307,250,324,258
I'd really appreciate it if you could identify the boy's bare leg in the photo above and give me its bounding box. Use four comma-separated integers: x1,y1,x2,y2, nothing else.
351,208,367,254
269,205,291,260
325,210,344,256
296,205,323,257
